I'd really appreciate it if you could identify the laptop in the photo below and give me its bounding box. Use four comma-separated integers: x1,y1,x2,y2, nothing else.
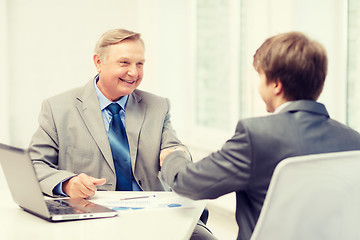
0,143,118,221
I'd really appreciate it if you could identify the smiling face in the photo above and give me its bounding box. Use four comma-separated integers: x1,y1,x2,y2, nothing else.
94,38,145,102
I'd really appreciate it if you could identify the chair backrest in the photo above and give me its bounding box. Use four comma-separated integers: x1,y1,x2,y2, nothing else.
250,150,360,240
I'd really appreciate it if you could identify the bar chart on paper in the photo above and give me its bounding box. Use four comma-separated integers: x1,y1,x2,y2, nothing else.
90,192,197,212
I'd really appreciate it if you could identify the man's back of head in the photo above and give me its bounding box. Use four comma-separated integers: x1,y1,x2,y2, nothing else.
253,32,328,101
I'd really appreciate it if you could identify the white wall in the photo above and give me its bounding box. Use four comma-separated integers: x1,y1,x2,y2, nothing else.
3,0,145,147
0,0,10,144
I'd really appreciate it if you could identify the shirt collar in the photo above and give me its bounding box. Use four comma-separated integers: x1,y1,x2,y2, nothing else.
274,101,293,114
94,74,129,111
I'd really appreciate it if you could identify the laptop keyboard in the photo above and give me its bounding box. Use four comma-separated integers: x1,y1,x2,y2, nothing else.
46,199,86,215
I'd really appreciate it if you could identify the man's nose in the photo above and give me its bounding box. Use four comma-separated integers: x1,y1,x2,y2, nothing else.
127,64,138,77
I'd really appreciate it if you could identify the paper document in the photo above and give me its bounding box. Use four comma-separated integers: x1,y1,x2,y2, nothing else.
92,194,195,211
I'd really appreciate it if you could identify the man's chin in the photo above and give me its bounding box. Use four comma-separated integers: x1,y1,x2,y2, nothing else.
118,86,137,95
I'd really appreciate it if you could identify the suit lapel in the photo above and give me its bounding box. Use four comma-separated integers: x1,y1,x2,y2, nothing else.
125,91,146,171
75,80,115,173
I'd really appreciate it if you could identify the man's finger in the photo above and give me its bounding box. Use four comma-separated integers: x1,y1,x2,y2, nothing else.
92,177,107,186
79,174,98,192
64,174,105,198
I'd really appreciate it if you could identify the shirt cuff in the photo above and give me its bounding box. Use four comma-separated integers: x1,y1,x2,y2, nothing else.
52,177,73,197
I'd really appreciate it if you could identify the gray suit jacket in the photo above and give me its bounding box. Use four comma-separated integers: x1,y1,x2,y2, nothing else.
161,100,360,240
29,79,189,196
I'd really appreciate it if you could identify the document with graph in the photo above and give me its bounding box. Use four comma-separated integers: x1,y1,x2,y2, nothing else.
90,192,200,212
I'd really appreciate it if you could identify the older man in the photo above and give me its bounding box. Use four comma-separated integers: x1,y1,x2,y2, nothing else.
29,29,214,240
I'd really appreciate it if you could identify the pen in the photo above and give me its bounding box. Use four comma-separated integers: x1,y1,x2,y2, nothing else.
119,195,156,201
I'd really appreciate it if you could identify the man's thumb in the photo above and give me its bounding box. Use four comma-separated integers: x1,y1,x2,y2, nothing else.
91,177,107,186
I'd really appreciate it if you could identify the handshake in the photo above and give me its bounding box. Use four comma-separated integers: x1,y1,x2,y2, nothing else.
159,146,188,167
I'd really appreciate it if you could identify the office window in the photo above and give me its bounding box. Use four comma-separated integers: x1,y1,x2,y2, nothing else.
347,0,360,132
195,0,243,132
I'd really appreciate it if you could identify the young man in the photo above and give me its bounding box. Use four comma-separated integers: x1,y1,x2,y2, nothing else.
160,31,360,240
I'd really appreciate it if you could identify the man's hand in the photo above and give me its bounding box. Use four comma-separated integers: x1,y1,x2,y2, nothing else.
63,173,106,198
160,146,187,167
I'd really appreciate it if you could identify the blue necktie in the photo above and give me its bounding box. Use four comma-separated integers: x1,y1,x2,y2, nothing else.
107,103,132,191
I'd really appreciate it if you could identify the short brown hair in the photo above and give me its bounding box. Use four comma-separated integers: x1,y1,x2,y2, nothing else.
253,32,328,101
94,29,143,61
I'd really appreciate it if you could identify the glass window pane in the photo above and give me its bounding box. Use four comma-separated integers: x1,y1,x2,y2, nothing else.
196,0,238,131
347,0,360,131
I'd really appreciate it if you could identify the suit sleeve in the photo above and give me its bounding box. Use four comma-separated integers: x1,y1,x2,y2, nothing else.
28,100,76,196
161,121,252,200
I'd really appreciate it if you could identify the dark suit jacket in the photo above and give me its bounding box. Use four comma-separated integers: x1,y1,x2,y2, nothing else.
161,100,360,240
29,79,189,196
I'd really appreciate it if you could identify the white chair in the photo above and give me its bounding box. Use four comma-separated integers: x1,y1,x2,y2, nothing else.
250,151,360,240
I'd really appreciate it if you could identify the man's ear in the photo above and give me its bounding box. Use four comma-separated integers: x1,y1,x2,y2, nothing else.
93,54,102,73
273,78,283,96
